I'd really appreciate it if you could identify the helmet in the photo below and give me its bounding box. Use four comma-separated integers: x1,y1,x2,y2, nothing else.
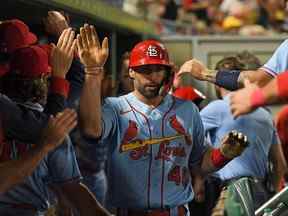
129,39,170,68
173,86,206,106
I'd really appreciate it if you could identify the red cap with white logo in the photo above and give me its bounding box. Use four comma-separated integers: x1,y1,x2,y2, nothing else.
129,39,171,68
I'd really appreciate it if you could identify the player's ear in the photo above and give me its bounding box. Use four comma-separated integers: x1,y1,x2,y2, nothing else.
129,68,135,79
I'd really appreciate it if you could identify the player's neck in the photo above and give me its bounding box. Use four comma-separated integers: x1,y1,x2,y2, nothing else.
133,90,163,108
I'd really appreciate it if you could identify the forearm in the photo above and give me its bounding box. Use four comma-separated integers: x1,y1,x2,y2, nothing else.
79,73,102,138
271,170,283,192
0,145,49,193
199,148,218,175
250,74,285,107
237,69,273,87
270,144,287,191
62,182,110,216
199,146,238,175
212,68,273,91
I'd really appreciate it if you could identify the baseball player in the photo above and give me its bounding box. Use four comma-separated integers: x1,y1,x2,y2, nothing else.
0,108,77,194
77,24,248,216
0,28,110,216
200,56,286,213
229,71,288,117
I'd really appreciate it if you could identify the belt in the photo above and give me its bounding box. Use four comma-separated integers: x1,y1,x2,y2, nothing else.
117,205,186,216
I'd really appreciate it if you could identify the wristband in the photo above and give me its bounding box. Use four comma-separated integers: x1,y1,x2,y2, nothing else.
50,77,70,98
277,72,288,100
85,67,103,76
84,66,103,70
211,148,231,168
250,88,265,108
215,70,241,91
85,72,102,76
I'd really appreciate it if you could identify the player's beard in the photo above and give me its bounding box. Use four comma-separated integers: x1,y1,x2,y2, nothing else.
137,82,163,99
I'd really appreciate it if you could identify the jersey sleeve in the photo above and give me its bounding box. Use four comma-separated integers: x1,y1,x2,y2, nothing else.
189,105,209,168
200,101,222,133
261,39,288,77
47,137,82,184
100,99,118,141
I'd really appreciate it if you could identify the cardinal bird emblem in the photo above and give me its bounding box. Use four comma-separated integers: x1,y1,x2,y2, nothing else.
169,115,192,145
120,120,138,152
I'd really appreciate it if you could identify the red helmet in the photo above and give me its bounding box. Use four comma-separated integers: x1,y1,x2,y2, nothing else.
129,39,170,68
173,86,206,103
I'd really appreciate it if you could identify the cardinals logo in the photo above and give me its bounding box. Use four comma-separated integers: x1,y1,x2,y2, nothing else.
120,120,138,152
169,115,192,145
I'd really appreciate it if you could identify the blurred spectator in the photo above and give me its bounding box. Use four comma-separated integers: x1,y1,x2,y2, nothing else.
122,0,148,18
182,0,209,24
117,51,134,95
236,50,262,70
161,0,178,21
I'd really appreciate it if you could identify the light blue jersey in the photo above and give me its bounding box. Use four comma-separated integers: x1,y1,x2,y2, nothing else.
262,39,288,77
200,95,279,180
100,92,208,210
0,103,81,216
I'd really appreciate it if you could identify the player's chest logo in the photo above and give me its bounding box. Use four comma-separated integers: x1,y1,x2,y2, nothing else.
119,116,190,161
168,115,192,145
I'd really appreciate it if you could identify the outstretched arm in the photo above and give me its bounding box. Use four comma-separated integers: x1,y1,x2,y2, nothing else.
57,182,111,216
199,131,248,175
230,71,288,118
0,109,77,194
77,24,109,138
173,59,273,90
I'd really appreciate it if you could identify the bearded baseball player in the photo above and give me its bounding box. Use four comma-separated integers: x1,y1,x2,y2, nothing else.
78,24,249,216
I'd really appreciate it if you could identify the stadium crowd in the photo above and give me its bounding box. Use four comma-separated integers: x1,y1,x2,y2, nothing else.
106,0,288,35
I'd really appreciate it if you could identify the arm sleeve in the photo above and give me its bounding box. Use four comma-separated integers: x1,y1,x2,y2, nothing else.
66,59,85,109
262,39,288,77
189,105,209,167
47,137,82,184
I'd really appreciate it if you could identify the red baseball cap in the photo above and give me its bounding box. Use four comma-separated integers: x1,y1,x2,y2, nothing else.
9,45,51,79
0,19,37,53
129,39,170,68
173,86,206,102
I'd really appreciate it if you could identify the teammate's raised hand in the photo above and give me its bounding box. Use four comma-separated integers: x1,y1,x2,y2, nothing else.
43,11,70,37
220,130,248,159
174,59,209,88
40,108,77,152
50,28,76,78
77,24,109,68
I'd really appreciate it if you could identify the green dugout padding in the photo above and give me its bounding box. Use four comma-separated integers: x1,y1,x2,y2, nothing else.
225,179,288,216
225,177,255,216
